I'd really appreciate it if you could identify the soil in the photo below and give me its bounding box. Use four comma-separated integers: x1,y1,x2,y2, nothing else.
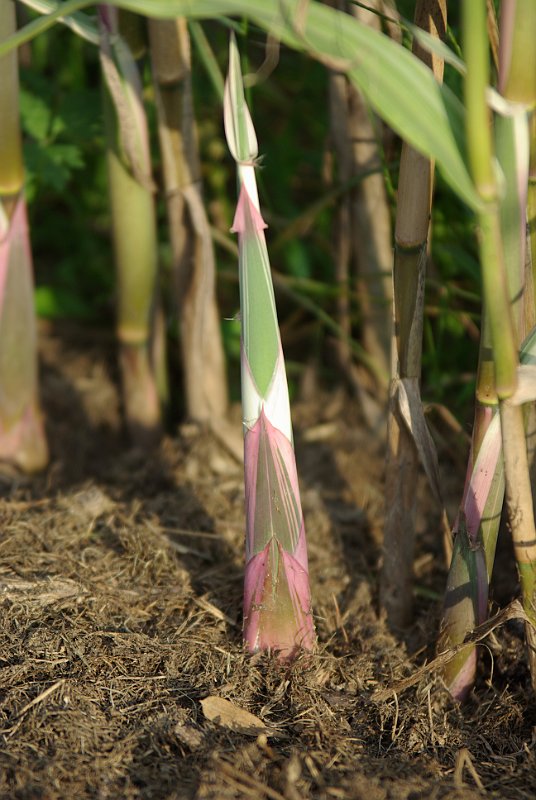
1,325,535,800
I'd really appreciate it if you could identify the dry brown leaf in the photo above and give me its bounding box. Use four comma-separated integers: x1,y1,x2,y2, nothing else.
372,599,533,701
0,571,86,607
398,377,444,507
201,696,276,737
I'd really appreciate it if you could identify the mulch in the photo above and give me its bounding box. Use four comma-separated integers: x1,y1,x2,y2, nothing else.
1,325,535,799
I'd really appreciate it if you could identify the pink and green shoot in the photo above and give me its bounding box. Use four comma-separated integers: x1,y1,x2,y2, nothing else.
224,33,315,658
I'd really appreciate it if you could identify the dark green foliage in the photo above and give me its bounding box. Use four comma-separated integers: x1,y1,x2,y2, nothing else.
20,27,111,321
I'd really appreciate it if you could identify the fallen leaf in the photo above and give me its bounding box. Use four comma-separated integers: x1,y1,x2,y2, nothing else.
174,722,204,750
201,696,275,736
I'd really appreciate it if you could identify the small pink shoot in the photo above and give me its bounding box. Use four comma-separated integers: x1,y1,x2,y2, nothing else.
0,196,48,472
225,33,315,658
243,408,314,657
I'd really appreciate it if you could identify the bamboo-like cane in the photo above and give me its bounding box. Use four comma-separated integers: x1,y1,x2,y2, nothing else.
348,0,393,389
441,0,536,701
529,114,536,296
438,0,535,697
381,0,446,630
462,0,536,690
328,0,392,406
496,0,536,686
0,0,48,472
439,307,502,699
523,139,536,479
527,107,536,502
148,18,228,423
99,7,161,444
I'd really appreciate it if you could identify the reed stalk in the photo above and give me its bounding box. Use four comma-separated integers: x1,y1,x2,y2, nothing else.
0,0,48,472
497,0,536,683
381,0,446,629
439,305,503,699
348,0,393,389
438,0,535,698
462,0,536,689
328,0,393,406
148,18,228,423
100,6,161,443
529,113,536,295
328,69,356,393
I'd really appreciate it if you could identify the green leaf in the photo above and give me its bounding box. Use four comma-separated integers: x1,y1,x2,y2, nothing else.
234,187,279,399
223,32,257,163
18,0,100,45
19,88,52,142
4,0,481,210
409,23,466,75
53,89,102,142
34,284,93,319
189,20,225,101
23,140,84,192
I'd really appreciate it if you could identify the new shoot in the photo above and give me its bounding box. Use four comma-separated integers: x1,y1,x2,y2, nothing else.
224,34,315,658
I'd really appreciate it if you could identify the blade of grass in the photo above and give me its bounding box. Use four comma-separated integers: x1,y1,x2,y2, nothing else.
189,20,225,101
18,0,100,44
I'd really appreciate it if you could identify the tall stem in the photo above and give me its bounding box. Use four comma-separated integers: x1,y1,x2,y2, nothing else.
148,18,228,422
100,7,161,444
529,113,536,296
463,0,536,687
439,296,504,699
381,0,446,629
0,1,48,472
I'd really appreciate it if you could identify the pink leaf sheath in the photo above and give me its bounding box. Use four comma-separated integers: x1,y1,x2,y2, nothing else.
0,196,31,314
244,408,305,563
460,406,500,541
243,535,314,658
243,408,314,656
448,651,478,702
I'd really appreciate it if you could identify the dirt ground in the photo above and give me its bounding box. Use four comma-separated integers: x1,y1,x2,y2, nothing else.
1,326,536,800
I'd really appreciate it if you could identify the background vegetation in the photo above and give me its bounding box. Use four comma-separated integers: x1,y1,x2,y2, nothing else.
20,6,480,418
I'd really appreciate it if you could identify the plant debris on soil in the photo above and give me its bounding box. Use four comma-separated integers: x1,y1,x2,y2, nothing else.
1,325,536,800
